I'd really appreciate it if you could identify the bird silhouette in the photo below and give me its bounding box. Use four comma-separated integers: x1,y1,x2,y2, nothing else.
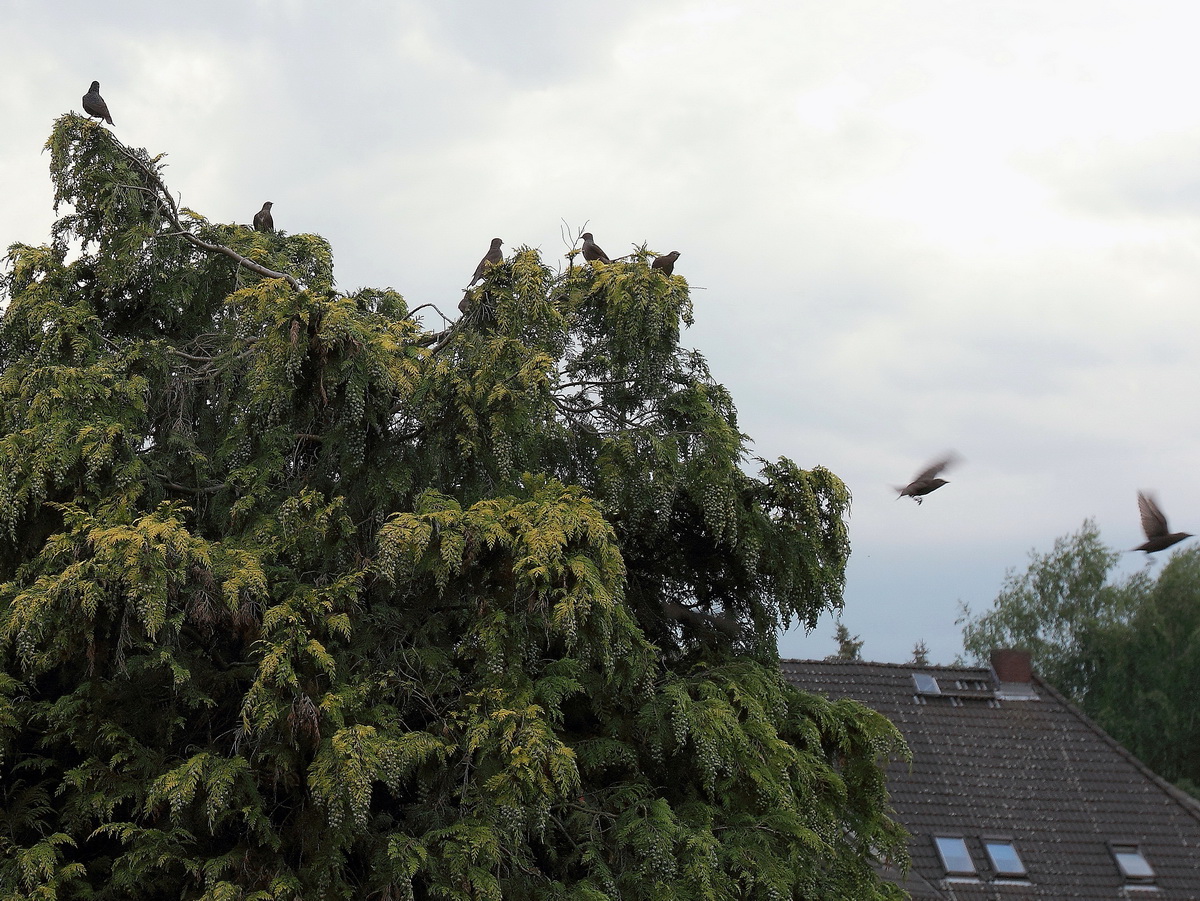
580,232,612,264
469,238,503,285
82,81,113,125
253,202,274,233
896,456,957,504
652,251,681,276
1134,491,1192,553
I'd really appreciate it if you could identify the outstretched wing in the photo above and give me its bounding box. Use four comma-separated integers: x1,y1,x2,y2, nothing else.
1138,491,1169,540
912,455,957,483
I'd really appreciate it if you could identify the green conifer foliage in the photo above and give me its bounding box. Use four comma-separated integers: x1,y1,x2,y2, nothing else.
0,116,906,900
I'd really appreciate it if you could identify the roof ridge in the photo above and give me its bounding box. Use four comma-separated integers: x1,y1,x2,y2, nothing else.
779,657,987,674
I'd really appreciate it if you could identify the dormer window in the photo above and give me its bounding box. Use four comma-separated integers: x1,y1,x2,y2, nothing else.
933,836,976,875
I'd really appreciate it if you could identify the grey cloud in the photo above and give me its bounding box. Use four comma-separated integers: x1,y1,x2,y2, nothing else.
6,1,1200,666
1029,134,1200,217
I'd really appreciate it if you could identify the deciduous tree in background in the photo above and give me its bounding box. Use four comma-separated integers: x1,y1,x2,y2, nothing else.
0,117,907,899
958,520,1142,700
960,521,1200,798
1090,547,1200,797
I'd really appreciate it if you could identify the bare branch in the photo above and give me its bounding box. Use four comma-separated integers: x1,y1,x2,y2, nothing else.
160,478,224,495
100,124,303,291
557,378,638,391
165,347,219,363
178,231,301,290
552,395,604,415
165,342,259,365
662,600,741,638
404,302,454,327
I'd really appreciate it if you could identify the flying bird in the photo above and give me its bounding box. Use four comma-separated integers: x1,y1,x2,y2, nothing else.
82,81,113,125
580,232,612,264
469,238,503,285
652,251,681,276
896,456,957,504
1134,491,1192,553
253,202,274,233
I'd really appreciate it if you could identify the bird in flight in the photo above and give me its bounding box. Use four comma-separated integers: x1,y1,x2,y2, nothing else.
253,202,274,233
652,251,681,276
580,232,612,264
896,455,957,504
82,81,113,125
469,238,503,286
1134,491,1192,553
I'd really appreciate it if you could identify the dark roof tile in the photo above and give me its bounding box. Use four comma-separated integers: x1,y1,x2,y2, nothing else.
782,658,1200,897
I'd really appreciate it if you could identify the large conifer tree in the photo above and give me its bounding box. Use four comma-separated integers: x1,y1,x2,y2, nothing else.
0,117,906,900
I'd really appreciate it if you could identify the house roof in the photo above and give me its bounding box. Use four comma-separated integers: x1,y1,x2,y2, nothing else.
780,658,1200,899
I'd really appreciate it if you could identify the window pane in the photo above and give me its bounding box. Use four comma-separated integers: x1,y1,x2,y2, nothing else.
1113,847,1155,879
934,836,975,874
912,673,941,694
984,841,1026,876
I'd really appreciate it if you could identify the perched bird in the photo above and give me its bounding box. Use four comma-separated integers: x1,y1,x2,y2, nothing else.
652,251,681,276
896,456,957,504
1134,492,1192,553
580,232,612,264
469,238,504,285
82,81,113,125
253,202,274,233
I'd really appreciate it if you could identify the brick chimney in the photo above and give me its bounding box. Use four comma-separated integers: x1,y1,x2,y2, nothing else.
990,648,1033,683
989,649,1038,700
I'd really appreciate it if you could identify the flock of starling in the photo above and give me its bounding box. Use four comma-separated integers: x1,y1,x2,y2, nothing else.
78,82,1185,555
466,232,680,285
82,84,680,285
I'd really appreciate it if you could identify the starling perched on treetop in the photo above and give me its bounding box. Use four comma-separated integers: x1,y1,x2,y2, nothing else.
82,81,113,125
253,202,274,233
652,251,681,276
1134,491,1192,553
896,455,957,504
469,238,503,285
580,232,612,264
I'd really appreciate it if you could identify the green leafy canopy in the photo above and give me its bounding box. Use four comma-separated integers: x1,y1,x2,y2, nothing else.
0,116,907,900
960,520,1200,798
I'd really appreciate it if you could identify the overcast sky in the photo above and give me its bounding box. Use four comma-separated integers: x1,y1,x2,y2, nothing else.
4,1,1199,665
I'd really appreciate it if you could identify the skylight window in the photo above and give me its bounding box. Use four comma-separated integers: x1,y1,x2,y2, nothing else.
1111,844,1155,882
912,673,941,695
934,836,975,875
984,840,1026,877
